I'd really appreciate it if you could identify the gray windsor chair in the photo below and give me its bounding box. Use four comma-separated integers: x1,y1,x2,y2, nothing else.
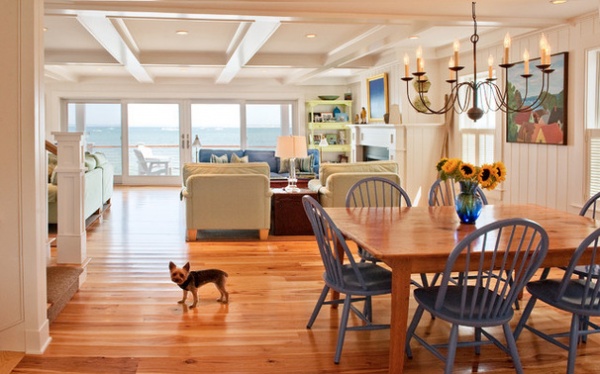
302,195,392,364
514,226,600,374
405,218,549,374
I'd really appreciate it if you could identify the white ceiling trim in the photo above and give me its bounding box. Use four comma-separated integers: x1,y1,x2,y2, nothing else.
76,12,154,83
216,20,280,84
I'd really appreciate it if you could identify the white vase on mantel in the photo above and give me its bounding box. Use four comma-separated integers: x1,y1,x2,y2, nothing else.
388,104,402,124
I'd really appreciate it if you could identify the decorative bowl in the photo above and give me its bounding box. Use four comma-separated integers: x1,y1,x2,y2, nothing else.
318,95,339,101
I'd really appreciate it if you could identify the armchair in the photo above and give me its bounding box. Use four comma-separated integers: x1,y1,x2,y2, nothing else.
182,162,272,241
308,161,400,207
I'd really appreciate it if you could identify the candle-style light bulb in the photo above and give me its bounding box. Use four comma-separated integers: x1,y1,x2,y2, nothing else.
416,46,423,73
448,57,455,80
539,33,549,65
503,33,511,64
488,55,494,79
403,53,409,77
453,40,460,67
523,49,530,75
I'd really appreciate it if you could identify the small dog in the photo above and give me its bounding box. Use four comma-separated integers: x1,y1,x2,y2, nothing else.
169,261,229,307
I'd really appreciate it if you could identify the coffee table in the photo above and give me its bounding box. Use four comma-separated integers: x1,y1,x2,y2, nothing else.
271,188,318,235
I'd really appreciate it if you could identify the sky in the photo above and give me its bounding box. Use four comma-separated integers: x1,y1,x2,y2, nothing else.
69,103,285,128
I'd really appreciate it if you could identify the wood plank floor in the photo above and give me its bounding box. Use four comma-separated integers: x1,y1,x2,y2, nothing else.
11,186,600,373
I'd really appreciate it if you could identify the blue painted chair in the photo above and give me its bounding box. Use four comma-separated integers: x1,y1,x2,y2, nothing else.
302,195,392,364
514,226,600,374
405,218,549,374
345,177,411,260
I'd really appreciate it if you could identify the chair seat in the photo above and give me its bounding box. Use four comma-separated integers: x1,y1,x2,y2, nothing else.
527,279,600,315
325,262,392,295
414,286,514,327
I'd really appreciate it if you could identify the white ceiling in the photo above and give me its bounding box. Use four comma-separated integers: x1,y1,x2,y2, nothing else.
43,0,599,85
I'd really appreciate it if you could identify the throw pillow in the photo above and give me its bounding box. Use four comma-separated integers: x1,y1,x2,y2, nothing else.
278,155,313,173
210,154,229,163
231,153,249,163
278,158,293,173
298,154,314,172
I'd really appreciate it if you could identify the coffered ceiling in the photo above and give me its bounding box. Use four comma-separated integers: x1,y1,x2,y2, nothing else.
43,0,599,85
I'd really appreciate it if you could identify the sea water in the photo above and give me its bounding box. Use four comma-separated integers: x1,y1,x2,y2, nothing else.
84,126,280,175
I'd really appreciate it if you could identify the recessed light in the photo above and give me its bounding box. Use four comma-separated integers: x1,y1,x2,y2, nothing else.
175,30,188,35
409,35,419,40
550,0,567,4
305,33,316,38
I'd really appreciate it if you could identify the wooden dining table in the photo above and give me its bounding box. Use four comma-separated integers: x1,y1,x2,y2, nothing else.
325,204,600,374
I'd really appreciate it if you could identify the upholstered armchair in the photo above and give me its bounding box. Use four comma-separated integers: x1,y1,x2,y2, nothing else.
308,161,401,207
181,162,273,241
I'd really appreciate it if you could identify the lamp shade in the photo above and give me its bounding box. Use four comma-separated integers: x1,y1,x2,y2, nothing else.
275,136,307,159
192,135,202,147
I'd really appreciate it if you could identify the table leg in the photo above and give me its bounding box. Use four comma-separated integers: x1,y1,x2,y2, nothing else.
388,260,412,373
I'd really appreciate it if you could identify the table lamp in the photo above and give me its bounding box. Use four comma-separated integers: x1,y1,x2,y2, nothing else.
275,135,307,192
192,135,202,162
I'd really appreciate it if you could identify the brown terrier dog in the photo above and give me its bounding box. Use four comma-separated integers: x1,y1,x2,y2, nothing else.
169,262,229,308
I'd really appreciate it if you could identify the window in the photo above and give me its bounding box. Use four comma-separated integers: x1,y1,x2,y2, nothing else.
246,103,293,148
586,49,600,197
458,72,496,165
191,103,241,148
191,101,295,149
67,102,123,175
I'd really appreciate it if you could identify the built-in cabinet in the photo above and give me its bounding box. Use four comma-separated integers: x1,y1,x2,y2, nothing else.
348,123,445,206
306,100,352,161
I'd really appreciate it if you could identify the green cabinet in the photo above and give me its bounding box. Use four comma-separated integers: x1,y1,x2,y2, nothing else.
306,100,352,161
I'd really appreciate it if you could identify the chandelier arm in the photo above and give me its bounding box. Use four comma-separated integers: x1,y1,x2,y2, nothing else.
404,80,457,115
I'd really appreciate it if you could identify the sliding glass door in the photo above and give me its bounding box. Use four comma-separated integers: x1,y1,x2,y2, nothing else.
126,103,181,181
63,99,297,185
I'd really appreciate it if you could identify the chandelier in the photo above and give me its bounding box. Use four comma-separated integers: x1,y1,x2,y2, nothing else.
402,2,554,121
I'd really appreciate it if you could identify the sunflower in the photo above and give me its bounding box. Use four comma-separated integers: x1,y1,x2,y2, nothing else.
441,158,460,176
494,161,507,182
478,165,495,189
459,163,477,180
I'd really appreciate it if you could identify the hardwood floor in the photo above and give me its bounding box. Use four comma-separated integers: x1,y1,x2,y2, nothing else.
11,186,600,373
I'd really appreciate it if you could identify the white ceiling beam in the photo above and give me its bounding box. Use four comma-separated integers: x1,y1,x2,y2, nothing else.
216,20,280,84
76,12,153,83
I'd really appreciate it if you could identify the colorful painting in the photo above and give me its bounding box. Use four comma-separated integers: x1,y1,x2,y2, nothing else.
506,52,568,145
367,73,389,122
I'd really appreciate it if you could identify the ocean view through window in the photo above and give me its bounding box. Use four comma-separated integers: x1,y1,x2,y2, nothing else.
66,100,295,179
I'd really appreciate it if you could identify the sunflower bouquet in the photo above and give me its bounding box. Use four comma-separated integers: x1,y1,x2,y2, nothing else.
436,158,507,190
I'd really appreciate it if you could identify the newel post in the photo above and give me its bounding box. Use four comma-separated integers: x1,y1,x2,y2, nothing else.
52,132,87,264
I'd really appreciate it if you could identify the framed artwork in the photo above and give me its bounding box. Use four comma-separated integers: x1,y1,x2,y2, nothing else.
506,52,568,145
325,133,338,145
321,112,334,122
367,73,389,122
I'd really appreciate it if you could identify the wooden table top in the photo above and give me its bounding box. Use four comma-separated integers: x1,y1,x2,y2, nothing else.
326,204,600,272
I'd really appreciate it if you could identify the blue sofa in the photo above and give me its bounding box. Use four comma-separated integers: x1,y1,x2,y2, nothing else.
197,148,320,179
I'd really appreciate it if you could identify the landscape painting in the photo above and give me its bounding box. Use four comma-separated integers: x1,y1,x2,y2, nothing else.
506,52,568,145
367,73,389,122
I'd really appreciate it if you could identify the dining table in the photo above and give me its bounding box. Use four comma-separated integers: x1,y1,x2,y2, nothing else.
324,204,600,374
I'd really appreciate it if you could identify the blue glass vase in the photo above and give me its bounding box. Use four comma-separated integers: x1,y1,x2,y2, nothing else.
455,181,483,224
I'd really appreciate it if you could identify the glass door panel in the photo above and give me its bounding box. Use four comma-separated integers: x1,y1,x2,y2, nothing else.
127,103,180,178
67,102,123,177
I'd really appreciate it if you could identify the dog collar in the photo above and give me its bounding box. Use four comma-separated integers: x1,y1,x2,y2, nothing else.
178,271,199,290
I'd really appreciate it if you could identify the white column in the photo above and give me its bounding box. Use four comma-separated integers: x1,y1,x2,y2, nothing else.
0,0,50,354
53,132,87,264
